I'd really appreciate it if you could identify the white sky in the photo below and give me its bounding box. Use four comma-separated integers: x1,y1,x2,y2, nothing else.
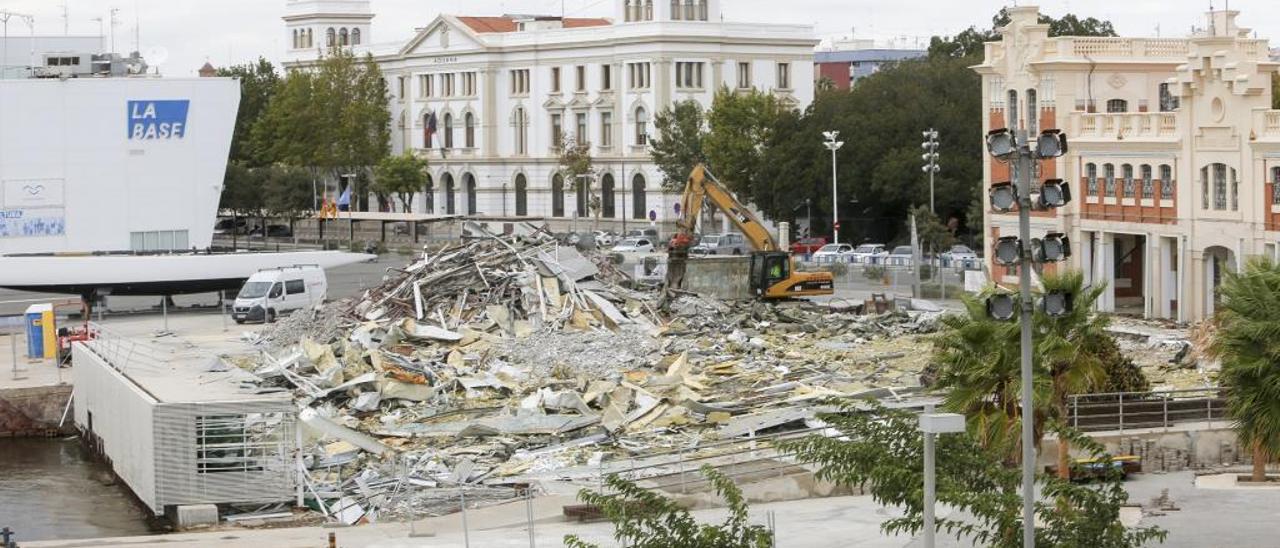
2,0,1277,77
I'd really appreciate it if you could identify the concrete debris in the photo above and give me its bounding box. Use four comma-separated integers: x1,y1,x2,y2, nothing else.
242,232,947,525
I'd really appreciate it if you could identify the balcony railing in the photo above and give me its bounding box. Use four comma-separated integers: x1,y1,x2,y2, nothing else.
1253,110,1280,140
1072,112,1178,140
1066,37,1188,58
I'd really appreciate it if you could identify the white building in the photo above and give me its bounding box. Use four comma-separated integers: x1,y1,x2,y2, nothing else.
283,0,816,232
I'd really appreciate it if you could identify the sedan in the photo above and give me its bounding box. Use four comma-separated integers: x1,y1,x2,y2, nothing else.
612,237,655,253
847,243,889,263
886,245,915,265
940,244,979,267
812,243,853,262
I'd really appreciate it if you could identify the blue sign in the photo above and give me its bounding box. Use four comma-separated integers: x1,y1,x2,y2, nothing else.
127,100,189,140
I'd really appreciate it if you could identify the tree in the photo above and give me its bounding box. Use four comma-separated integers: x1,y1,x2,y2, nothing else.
373,153,428,213
216,58,279,166
264,167,318,222
649,100,707,190
910,205,956,253
219,162,265,218
1207,257,1280,482
564,465,772,548
557,134,596,225
703,86,785,206
781,403,1165,547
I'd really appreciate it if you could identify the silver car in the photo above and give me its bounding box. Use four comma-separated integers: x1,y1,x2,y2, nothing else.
691,233,747,255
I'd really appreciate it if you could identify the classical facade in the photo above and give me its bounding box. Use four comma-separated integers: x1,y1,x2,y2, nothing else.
282,0,816,232
975,6,1280,322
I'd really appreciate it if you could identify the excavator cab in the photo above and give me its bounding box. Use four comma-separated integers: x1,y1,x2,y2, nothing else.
749,252,790,295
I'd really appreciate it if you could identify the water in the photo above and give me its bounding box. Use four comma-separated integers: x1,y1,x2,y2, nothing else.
0,437,155,542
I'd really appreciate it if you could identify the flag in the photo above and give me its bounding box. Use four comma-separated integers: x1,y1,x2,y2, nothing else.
423,111,437,149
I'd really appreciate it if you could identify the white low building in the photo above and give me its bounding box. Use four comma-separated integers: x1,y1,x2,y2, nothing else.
283,0,816,233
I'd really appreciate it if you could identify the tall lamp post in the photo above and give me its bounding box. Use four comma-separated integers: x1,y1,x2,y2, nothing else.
921,129,940,214
984,123,1071,548
823,131,844,244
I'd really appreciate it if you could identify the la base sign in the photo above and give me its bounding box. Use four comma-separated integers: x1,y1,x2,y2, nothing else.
127,100,190,140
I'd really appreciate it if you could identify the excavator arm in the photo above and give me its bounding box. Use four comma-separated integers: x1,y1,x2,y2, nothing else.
664,164,833,300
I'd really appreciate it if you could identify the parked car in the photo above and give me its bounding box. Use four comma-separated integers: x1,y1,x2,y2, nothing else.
885,245,915,265
812,243,853,262
690,233,747,255
232,265,327,324
612,237,655,253
626,228,660,240
790,237,828,256
593,231,617,247
250,224,294,238
848,243,889,263
213,218,248,235
940,244,979,265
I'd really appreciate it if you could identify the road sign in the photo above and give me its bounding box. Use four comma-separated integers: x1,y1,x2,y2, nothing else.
648,209,657,222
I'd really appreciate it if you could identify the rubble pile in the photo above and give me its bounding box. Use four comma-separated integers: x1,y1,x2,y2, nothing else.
245,233,942,524
1108,317,1214,390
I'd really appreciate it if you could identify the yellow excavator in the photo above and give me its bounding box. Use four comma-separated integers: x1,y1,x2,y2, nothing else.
664,164,834,299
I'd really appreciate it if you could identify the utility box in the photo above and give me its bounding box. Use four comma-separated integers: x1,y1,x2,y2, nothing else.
24,303,55,359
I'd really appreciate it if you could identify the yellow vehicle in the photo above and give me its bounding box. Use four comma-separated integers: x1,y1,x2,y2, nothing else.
665,164,834,299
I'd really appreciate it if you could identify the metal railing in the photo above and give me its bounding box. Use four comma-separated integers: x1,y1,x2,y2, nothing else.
1066,387,1226,433
79,322,179,374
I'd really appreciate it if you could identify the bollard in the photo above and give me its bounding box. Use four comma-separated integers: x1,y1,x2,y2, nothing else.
327,531,336,548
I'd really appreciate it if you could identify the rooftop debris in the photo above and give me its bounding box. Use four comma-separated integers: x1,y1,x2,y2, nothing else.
242,232,942,523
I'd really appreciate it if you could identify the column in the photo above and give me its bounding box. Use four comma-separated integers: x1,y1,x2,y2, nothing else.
1097,232,1115,312
1079,230,1094,289
1146,233,1158,319
1160,236,1175,319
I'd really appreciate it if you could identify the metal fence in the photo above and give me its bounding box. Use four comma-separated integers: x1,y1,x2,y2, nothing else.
1066,387,1227,433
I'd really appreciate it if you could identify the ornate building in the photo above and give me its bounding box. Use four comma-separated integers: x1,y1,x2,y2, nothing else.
976,6,1280,322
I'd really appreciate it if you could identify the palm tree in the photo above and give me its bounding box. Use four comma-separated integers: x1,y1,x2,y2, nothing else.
1207,256,1280,482
1035,270,1111,479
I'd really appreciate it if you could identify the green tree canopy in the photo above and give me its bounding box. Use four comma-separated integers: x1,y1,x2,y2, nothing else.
219,162,265,217
373,153,429,213
263,167,315,221
649,100,707,190
929,8,1117,59
216,58,279,166
703,86,786,210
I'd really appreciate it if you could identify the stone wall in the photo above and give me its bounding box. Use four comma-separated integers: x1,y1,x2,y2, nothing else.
1041,423,1242,472
0,384,74,437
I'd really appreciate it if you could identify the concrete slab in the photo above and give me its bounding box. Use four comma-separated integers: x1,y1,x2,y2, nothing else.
173,505,219,529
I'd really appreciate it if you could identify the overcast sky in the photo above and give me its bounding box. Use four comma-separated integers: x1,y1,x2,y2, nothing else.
3,0,1278,76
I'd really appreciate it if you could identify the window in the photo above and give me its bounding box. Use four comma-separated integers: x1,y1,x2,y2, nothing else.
443,113,454,148
326,28,335,47
628,62,651,89
1159,83,1179,112
510,69,529,95
1141,164,1154,198
551,67,561,93
461,72,476,96
514,107,528,154
552,174,565,217
397,76,406,99
424,177,435,213
196,415,265,474
292,30,299,49
634,107,648,146
444,173,456,214
576,112,588,142
676,62,704,89
575,177,588,217
1086,163,1098,195
1025,88,1037,134
737,62,751,88
602,64,612,90
600,112,613,148
1213,163,1228,210
1160,164,1174,199
129,230,189,251
441,73,456,96
551,113,563,145
575,66,585,92
464,174,477,214
419,74,433,98
644,0,653,20
464,112,475,148
515,174,528,216
1201,165,1209,209
1104,163,1116,196
1231,166,1238,211
306,28,313,48
352,28,361,45
777,62,791,89
1273,166,1280,205
632,173,647,219
1106,99,1128,113
285,279,305,295
602,173,616,218
671,0,682,20
1007,90,1019,131
339,28,349,46
1122,164,1134,197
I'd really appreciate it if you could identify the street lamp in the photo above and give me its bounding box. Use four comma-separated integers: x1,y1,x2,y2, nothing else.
921,129,940,214
823,131,844,244
983,122,1071,548
919,410,966,548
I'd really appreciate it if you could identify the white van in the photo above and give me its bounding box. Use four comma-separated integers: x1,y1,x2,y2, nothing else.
232,265,327,324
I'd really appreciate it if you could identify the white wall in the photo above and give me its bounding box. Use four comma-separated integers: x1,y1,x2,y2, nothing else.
0,78,239,254
72,344,159,512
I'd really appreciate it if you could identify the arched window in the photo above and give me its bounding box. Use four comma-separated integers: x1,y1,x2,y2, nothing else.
1231,166,1238,211
601,174,616,218
1025,88,1038,134
464,112,475,148
423,111,434,148
339,28,349,46
1160,164,1174,199
351,28,361,45
1103,163,1115,196
306,28,313,48
671,0,682,20
634,106,648,146
515,174,528,216
443,113,454,149
464,174,477,214
514,107,527,155
1202,163,1233,210
1007,90,1019,130
443,173,456,214
1141,164,1154,198
292,30,298,49
1121,164,1134,197
552,174,565,217
644,0,653,20
1085,163,1098,195
326,28,336,47
1106,99,1128,113
423,175,435,214
632,173,647,219
575,176,588,217
698,0,707,20
683,0,694,21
